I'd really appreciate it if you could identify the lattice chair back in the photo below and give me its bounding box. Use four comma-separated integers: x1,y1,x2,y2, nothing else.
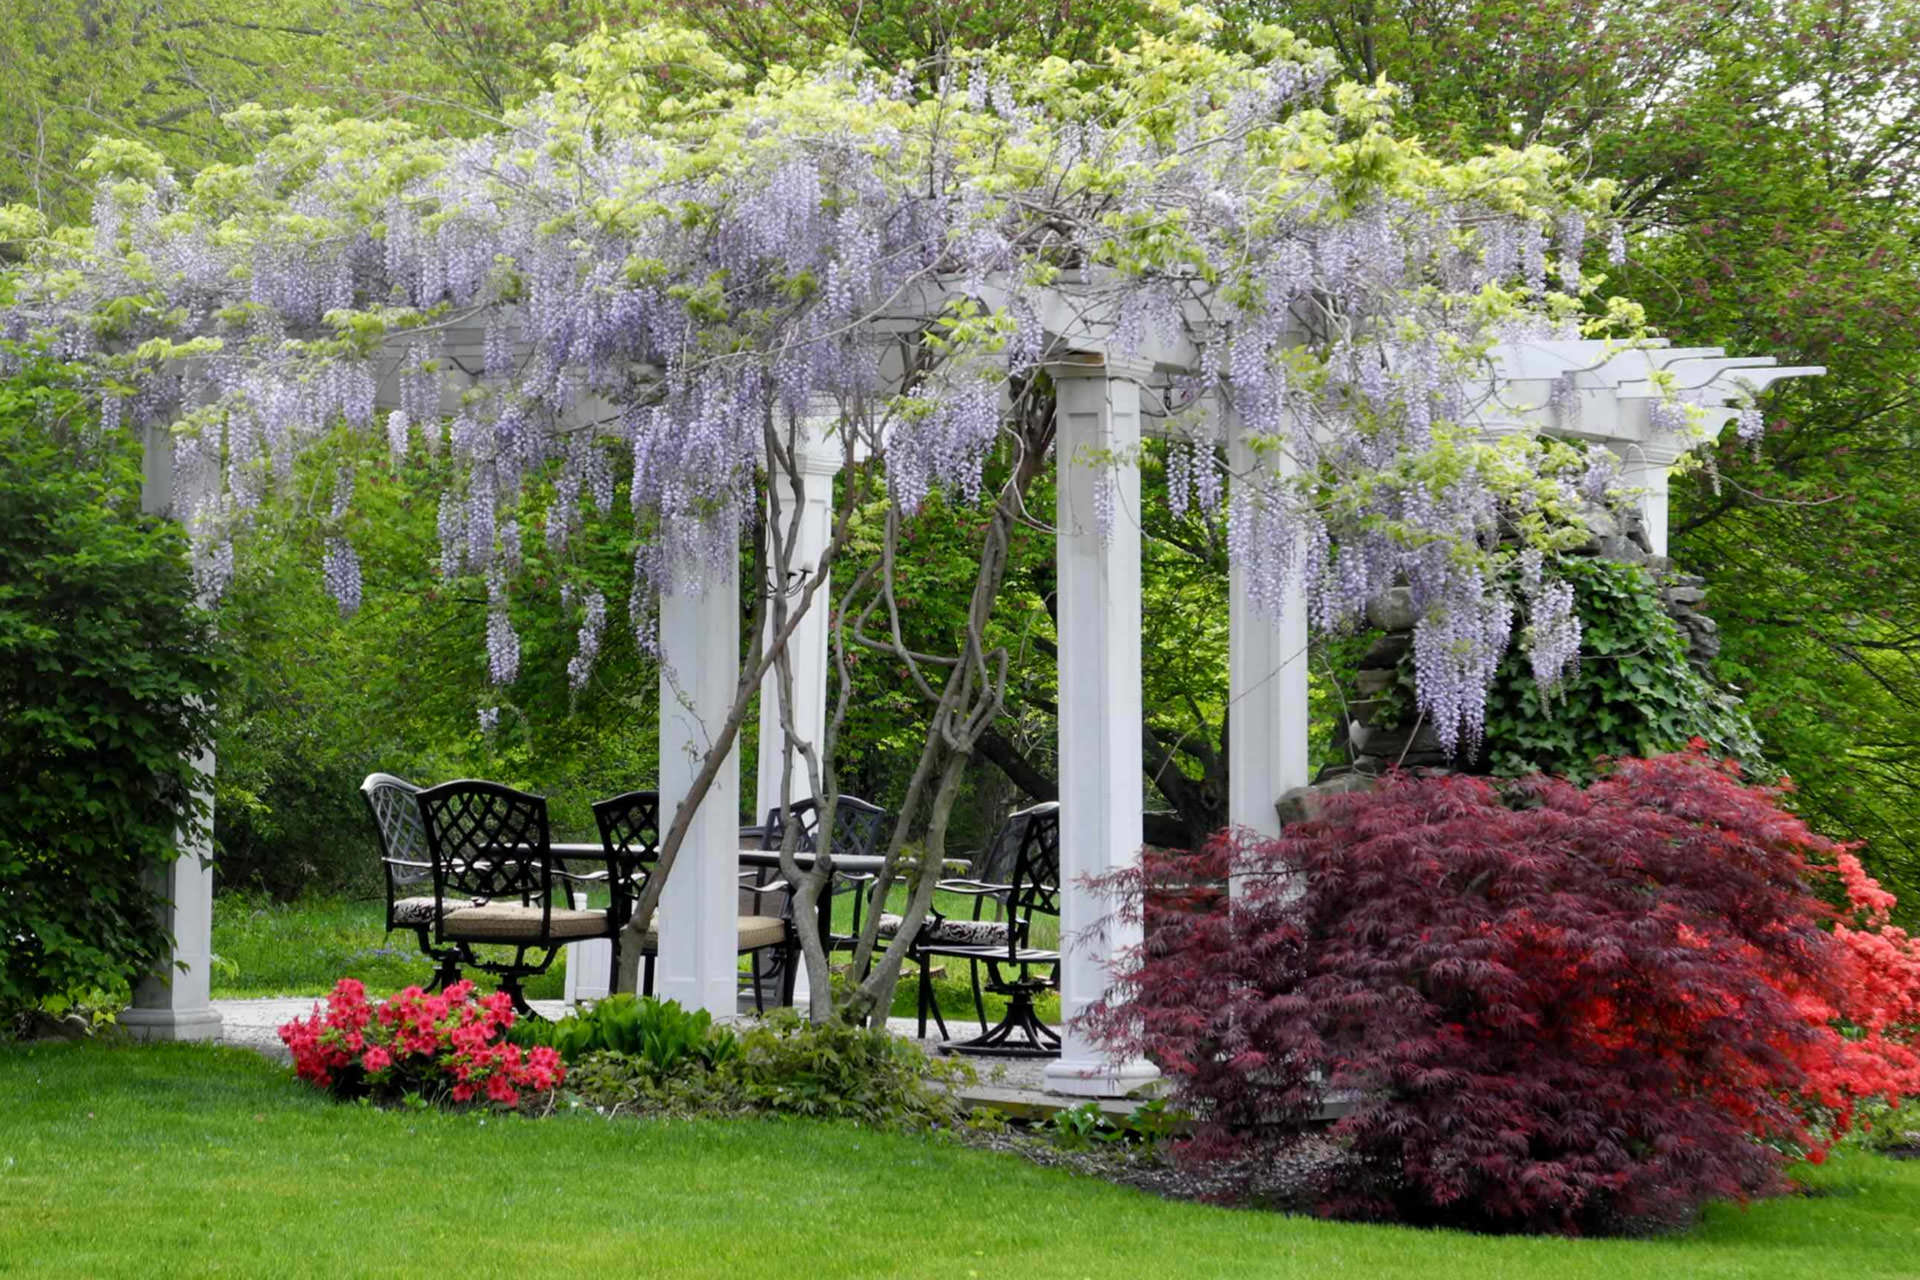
414,779,554,911
362,773,432,930
590,790,662,921
973,805,1044,884
758,795,890,948
1001,801,1062,957
760,795,889,859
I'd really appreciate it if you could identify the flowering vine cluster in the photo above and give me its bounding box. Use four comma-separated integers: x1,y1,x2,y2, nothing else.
0,5,1667,742
278,977,564,1108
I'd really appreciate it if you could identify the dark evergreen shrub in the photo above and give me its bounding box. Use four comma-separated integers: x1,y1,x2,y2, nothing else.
0,365,218,1021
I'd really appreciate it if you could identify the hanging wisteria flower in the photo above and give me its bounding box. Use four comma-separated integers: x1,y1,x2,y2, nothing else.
1412,572,1515,755
485,570,520,686
1524,575,1581,693
322,538,362,618
566,591,608,690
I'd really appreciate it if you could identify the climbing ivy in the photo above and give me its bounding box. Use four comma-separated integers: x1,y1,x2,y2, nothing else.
1370,557,1760,782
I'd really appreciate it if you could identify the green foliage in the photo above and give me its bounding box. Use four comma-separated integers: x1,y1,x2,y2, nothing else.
212,429,657,897
506,994,740,1075
731,1010,967,1127
1480,558,1760,779
0,361,218,1020
563,1007,972,1131
1044,1097,1183,1153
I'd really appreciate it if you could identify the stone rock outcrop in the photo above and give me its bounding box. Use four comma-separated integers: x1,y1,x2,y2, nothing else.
1313,499,1722,786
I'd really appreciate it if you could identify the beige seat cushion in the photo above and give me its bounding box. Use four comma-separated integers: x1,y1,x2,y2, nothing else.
391,895,478,927
441,903,611,942
626,915,788,952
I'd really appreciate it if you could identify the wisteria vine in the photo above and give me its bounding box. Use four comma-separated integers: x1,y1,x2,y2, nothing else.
0,7,1670,748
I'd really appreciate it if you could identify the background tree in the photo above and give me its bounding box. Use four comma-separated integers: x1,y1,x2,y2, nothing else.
1231,0,1920,898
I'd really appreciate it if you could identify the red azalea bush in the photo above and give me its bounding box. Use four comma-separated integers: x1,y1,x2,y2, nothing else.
278,978,565,1109
1089,749,1920,1234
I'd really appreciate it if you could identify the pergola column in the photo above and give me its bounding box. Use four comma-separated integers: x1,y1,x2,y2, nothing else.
120,425,223,1042
1044,357,1159,1098
752,426,845,1008
1226,416,1312,839
1617,443,1683,558
754,432,845,828
654,538,743,1019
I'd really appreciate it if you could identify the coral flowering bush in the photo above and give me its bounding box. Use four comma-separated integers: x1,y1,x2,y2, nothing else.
1089,749,1920,1234
278,979,564,1109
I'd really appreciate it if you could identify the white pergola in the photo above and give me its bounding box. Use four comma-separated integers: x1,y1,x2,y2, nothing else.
123,327,1818,1097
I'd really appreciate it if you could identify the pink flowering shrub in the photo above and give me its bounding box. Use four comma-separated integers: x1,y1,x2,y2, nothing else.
278,978,564,1109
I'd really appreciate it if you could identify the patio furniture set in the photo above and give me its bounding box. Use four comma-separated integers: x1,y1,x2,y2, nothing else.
360,773,1064,1056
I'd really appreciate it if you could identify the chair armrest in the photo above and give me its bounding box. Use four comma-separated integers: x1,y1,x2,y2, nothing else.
932,878,1013,896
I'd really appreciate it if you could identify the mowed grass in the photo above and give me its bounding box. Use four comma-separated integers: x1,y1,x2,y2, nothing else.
3,1042,1919,1279
212,890,1056,1024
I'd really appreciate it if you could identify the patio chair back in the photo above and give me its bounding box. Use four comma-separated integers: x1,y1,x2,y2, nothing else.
415,779,554,910
590,790,662,922
362,772,429,889
997,801,1061,957
759,794,889,860
760,795,891,948
973,803,1054,885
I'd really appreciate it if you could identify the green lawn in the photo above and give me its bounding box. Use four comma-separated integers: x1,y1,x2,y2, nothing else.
1,1042,1916,1278
212,890,1057,1024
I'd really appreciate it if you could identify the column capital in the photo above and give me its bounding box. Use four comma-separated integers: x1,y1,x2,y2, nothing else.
1044,351,1158,382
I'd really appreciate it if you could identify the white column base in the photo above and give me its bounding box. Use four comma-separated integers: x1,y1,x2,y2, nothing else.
564,938,612,1004
119,1007,225,1042
122,748,222,1044
1044,1055,1162,1098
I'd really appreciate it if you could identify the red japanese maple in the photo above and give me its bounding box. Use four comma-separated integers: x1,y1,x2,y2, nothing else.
1088,750,1920,1234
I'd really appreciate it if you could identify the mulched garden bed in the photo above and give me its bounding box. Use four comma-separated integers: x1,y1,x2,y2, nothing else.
950,1125,1353,1211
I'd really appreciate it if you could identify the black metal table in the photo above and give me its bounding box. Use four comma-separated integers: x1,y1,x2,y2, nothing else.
548,843,892,975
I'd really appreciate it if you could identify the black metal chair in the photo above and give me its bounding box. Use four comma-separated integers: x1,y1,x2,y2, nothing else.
905,802,1061,1056
360,772,466,991
874,802,1055,1033
758,795,891,953
413,779,618,1014
592,790,798,1012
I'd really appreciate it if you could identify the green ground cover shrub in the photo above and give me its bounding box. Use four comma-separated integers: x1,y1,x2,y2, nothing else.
560,1008,974,1131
